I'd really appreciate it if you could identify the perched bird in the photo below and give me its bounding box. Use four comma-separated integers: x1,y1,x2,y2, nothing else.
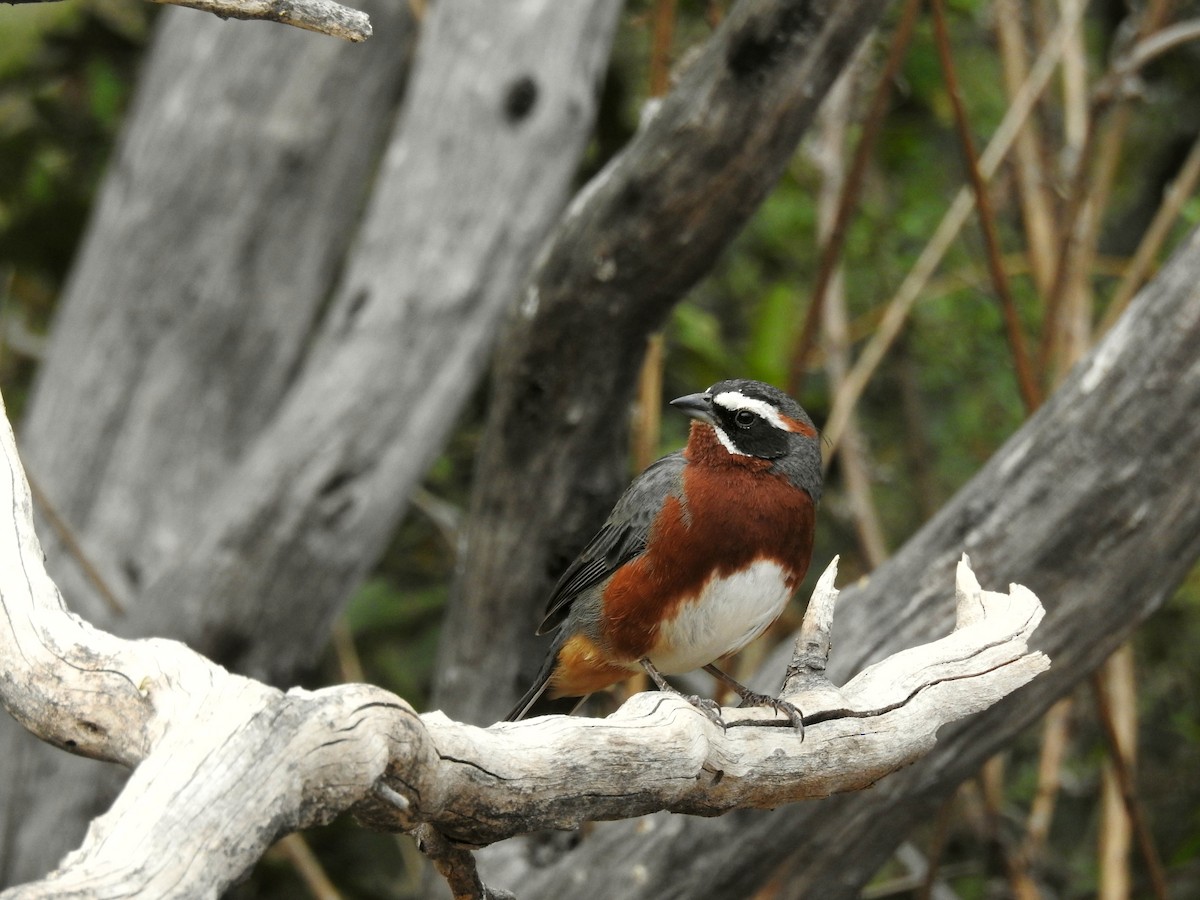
506,379,822,729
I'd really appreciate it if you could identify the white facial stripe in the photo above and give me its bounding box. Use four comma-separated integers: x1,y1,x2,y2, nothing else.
711,425,749,456
712,390,790,431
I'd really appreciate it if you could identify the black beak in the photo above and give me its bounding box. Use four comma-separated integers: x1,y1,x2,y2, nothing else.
670,391,715,425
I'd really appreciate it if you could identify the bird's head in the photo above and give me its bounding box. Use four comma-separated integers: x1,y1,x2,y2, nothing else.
670,379,823,502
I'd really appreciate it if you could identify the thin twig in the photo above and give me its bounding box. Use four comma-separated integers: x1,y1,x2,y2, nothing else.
146,0,371,42
1041,0,1176,378
1091,655,1169,900
631,0,676,475
331,619,366,685
410,486,463,552
632,335,665,473
1097,647,1135,900
1099,130,1200,332
1038,117,1098,377
895,337,940,520
980,756,1041,900
1093,17,1200,104
994,0,1060,300
865,861,974,900
415,825,512,900
705,0,725,29
648,0,678,97
24,469,126,616
275,833,343,900
809,48,889,567
1023,696,1073,860
916,798,956,900
1058,0,1090,153
786,0,922,396
930,0,1041,412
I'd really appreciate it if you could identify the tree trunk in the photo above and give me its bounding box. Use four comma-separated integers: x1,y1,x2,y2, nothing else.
126,0,622,683
13,0,1198,893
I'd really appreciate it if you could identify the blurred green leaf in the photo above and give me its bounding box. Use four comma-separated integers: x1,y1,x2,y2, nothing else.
745,281,800,386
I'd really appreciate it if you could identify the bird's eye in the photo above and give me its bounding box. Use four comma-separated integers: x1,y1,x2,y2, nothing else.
734,410,757,429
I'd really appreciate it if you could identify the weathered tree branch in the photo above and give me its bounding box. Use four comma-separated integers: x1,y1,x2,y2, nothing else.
0,385,1047,896
2,0,373,42
153,0,372,42
416,559,1046,844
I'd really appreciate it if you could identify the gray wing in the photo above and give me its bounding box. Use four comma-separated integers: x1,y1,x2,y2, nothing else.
537,451,686,634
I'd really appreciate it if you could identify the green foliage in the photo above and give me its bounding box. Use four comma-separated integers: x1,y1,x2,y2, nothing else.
340,579,445,704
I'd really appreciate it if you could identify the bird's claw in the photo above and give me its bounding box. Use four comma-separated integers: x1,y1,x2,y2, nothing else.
684,694,726,730
730,691,805,737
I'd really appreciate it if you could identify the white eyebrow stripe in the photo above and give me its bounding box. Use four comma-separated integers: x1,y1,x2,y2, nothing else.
712,390,789,431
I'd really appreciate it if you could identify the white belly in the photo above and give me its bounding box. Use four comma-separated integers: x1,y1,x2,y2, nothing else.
650,560,792,674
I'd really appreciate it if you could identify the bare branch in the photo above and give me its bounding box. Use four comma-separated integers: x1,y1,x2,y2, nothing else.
1092,18,1200,105
2,0,372,42
154,0,371,42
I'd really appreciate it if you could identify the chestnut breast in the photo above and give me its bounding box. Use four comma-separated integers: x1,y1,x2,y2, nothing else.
599,450,815,667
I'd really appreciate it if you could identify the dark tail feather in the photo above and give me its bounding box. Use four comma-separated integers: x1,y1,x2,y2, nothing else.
506,688,586,722
505,632,587,721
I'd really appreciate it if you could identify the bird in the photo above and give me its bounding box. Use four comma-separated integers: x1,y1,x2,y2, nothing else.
505,378,822,730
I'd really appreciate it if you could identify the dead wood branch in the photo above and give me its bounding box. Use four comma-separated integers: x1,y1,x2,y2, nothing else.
2,0,372,42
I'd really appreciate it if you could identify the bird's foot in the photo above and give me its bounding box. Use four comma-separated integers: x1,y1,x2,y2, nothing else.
682,694,726,730
728,691,805,737
700,664,805,737
639,657,726,730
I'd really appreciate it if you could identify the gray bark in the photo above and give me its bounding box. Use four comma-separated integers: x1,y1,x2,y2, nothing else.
8,0,621,883
435,0,894,726
477,228,1200,899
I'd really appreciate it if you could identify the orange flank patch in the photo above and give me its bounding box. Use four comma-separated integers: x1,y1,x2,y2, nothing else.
549,633,637,698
